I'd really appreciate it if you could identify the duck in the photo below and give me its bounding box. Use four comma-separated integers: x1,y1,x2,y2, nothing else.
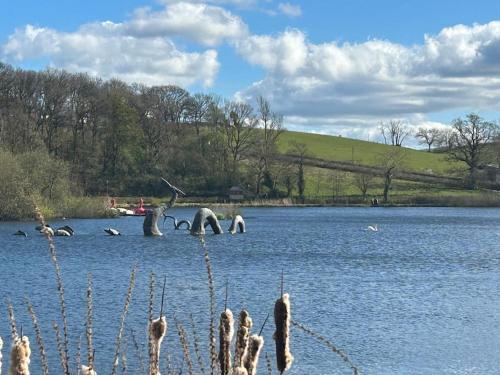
104,228,121,236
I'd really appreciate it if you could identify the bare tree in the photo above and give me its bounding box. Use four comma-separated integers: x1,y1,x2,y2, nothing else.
378,148,407,203
436,128,456,150
288,141,309,200
448,113,498,188
415,127,440,152
379,120,411,146
354,173,374,200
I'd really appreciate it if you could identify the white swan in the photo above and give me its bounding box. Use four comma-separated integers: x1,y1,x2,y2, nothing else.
367,225,378,232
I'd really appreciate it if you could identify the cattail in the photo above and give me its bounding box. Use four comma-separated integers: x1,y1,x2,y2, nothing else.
26,301,49,375
273,294,293,374
242,334,264,375
218,309,234,375
81,365,97,375
129,330,145,375
149,317,167,375
234,310,252,368
9,335,31,375
53,323,67,374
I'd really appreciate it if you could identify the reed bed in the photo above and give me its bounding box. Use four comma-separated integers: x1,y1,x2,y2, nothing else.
0,210,361,375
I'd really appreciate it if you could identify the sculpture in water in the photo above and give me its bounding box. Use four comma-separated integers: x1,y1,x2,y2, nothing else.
190,208,223,235
143,178,186,236
228,215,245,234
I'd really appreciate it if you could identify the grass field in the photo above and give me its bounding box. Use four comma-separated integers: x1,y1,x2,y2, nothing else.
278,131,463,176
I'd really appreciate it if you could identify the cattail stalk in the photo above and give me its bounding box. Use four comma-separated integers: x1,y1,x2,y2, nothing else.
234,310,252,368
7,302,18,340
242,334,264,375
265,353,273,375
111,266,137,375
291,320,361,375
9,335,31,375
148,272,155,372
273,293,293,374
26,301,49,375
0,336,3,375
218,309,234,375
175,320,195,375
86,274,94,370
203,245,217,374
35,208,71,375
129,330,145,375
189,315,206,375
52,322,68,374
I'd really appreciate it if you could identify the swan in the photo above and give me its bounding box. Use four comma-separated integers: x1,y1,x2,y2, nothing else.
367,225,378,232
104,228,121,236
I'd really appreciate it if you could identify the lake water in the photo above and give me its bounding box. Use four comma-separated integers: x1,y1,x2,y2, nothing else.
1,207,500,375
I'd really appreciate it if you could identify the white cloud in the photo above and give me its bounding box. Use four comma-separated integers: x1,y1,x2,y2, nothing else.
3,24,220,87
235,22,500,138
0,1,251,87
126,2,248,46
278,2,302,18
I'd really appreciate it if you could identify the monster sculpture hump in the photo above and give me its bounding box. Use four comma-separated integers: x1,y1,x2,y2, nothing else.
228,215,245,234
190,208,223,235
143,178,186,236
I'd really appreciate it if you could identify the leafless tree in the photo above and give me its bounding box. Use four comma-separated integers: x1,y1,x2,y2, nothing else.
354,173,374,200
448,113,498,188
379,120,411,146
378,148,407,203
415,127,440,152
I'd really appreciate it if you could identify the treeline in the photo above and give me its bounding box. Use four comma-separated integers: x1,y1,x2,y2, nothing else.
0,62,294,198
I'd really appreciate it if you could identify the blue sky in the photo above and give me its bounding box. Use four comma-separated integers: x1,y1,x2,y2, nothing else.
2,0,500,142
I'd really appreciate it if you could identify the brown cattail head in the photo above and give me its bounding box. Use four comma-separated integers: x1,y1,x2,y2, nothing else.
273,293,293,373
218,309,234,375
243,334,264,375
149,316,167,375
234,310,252,367
81,365,97,375
233,367,249,375
149,317,167,343
9,335,31,375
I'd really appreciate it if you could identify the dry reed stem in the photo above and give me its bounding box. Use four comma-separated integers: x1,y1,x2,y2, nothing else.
9,335,31,375
120,336,128,375
35,208,71,375
165,354,173,375
291,320,361,375
202,243,217,374
111,266,137,375
273,293,293,374
175,320,195,375
148,272,156,372
76,335,82,375
188,314,206,375
0,336,3,375
149,317,167,375
234,310,252,368
86,274,94,370
7,302,18,340
52,322,67,374
218,309,234,375
265,353,273,375
26,300,49,375
129,329,145,375
242,334,264,375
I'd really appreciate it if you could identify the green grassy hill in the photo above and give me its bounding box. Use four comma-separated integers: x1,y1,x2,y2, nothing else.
278,131,462,176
